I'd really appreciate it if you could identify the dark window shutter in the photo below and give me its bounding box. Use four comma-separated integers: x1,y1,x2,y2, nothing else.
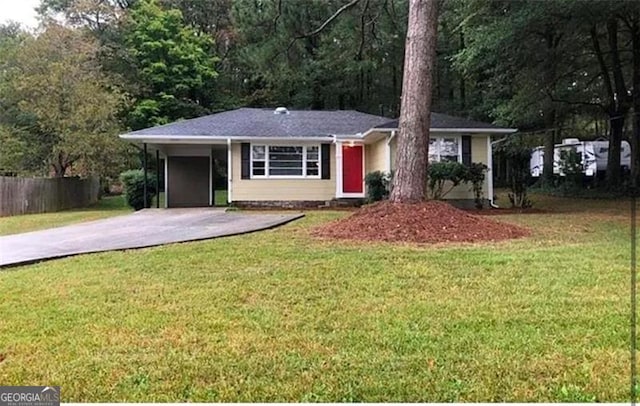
241,143,250,179
462,136,472,166
321,143,331,179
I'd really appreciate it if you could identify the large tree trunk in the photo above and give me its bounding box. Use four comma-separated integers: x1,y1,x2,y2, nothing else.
389,0,439,203
542,129,555,184
631,14,640,189
591,20,631,187
458,31,466,112
604,18,630,187
607,115,624,185
51,152,69,178
541,27,561,186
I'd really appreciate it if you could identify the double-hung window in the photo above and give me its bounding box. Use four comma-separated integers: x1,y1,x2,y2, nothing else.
251,145,321,178
429,137,461,162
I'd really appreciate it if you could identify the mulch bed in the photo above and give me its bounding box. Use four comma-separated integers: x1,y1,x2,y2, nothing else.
464,207,548,216
312,200,530,243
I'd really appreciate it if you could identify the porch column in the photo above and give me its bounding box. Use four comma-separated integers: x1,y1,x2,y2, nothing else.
227,138,232,204
335,141,343,198
143,143,148,208
209,148,213,206
156,149,160,208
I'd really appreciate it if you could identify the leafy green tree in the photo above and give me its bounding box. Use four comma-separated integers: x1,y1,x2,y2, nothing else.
452,0,640,189
37,0,134,31
451,0,576,186
0,125,27,174
123,0,218,129
4,23,126,177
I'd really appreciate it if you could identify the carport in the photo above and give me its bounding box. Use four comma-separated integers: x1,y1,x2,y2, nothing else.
141,142,228,208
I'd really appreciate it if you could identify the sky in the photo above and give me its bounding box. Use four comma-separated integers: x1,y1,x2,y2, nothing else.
0,0,41,28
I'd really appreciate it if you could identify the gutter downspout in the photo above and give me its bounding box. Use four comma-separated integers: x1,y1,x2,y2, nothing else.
386,130,396,173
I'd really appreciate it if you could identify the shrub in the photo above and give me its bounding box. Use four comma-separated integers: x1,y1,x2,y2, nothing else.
558,149,583,192
365,171,391,202
427,161,468,200
495,135,532,209
120,169,157,211
467,162,488,209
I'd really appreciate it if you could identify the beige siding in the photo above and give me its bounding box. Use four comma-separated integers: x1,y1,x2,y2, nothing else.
471,135,489,164
365,137,388,174
231,143,336,201
388,133,491,200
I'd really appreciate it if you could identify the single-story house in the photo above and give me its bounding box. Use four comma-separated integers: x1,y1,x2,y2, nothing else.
119,107,516,208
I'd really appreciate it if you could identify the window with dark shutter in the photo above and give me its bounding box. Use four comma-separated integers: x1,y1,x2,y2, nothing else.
241,143,250,179
321,143,331,179
462,136,472,166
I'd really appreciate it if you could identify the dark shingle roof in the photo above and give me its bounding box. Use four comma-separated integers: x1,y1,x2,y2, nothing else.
376,112,511,130
123,108,391,138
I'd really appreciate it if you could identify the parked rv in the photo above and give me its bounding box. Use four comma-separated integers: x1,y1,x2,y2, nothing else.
530,138,630,177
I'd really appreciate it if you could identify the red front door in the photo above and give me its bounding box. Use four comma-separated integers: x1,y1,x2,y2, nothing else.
343,145,363,194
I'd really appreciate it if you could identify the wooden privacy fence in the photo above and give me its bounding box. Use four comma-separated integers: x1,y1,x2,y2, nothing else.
0,176,100,217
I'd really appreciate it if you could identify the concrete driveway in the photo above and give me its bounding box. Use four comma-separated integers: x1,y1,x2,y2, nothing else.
0,209,303,268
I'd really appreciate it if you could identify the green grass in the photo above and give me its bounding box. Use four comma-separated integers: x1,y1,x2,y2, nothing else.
0,190,230,236
0,194,633,401
0,195,131,236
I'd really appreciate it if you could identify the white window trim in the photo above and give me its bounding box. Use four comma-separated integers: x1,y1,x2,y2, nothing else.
429,135,463,163
250,144,322,179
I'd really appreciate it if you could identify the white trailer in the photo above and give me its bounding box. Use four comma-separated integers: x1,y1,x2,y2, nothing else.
530,138,630,177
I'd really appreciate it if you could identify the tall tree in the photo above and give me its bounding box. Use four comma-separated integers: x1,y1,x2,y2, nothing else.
390,0,439,203
123,0,219,129
628,9,640,187
231,0,407,114
452,1,573,184
4,23,125,177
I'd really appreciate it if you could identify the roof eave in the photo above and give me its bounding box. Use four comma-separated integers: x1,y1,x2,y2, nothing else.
365,127,518,136
119,134,336,143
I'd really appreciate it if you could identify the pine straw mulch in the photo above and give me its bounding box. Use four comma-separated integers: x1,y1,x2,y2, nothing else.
311,200,530,243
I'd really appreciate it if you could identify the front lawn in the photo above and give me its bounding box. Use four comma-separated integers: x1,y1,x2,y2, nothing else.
0,195,632,401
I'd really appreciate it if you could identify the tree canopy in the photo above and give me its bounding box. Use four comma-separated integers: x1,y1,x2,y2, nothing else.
1,0,639,189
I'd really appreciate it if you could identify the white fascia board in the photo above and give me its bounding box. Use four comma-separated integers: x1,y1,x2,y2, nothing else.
433,128,518,134
235,136,334,142
119,134,335,143
362,127,518,135
364,127,396,134
119,135,228,144
334,133,365,140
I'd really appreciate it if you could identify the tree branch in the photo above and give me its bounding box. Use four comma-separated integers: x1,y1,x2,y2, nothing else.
273,0,283,33
303,0,361,38
285,0,360,54
547,90,605,111
590,24,616,109
357,0,370,61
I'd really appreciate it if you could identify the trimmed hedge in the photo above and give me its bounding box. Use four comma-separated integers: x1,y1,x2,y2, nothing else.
120,169,157,211
365,171,391,202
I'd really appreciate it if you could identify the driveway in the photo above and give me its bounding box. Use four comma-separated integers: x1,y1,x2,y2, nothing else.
0,209,303,268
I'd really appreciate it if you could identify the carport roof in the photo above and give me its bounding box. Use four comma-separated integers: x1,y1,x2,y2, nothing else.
120,108,391,139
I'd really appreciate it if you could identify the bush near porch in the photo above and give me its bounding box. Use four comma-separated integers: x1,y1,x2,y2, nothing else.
0,194,631,401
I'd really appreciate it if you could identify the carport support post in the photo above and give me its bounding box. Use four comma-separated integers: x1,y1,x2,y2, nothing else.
156,149,160,208
143,143,148,209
